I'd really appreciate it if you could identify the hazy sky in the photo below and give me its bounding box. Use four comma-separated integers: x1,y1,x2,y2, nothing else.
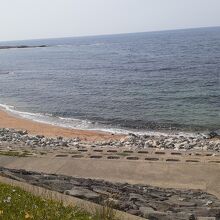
0,0,220,41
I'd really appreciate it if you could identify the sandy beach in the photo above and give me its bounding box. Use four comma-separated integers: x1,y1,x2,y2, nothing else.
0,109,124,141
0,109,220,220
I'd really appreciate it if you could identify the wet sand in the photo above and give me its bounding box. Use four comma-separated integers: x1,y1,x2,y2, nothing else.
0,110,124,141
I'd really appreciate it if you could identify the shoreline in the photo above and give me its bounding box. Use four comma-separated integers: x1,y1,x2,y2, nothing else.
0,109,124,141
0,103,219,146
0,103,212,139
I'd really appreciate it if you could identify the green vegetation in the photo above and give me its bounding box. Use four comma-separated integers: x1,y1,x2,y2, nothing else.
95,200,118,220
116,152,130,157
0,151,30,157
0,183,119,220
0,182,93,220
39,152,47,155
68,151,82,154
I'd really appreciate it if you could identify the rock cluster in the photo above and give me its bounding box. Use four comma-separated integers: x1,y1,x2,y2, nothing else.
115,133,220,152
0,128,219,152
0,128,80,148
1,168,220,220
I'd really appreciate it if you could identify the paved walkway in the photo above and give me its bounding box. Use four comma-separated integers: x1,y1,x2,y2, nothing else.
0,153,219,199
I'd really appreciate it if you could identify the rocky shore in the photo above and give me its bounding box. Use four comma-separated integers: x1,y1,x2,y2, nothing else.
0,128,219,152
0,128,220,219
0,167,219,220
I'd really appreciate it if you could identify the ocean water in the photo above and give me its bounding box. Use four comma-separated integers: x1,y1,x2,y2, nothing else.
0,27,219,135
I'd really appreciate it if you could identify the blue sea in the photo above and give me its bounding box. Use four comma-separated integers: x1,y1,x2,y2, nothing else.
0,27,219,135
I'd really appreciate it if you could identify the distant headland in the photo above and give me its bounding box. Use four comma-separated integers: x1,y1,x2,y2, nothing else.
0,45,47,50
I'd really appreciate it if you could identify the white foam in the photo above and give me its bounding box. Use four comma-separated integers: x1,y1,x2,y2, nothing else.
0,102,201,137
0,103,128,134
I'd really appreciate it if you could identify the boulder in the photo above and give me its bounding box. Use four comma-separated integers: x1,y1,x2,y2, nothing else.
208,131,219,138
129,193,145,202
64,187,100,201
139,206,167,219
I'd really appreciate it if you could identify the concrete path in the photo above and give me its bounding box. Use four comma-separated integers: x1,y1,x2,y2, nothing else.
0,154,219,199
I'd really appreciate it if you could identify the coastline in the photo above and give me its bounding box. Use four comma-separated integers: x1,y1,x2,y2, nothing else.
0,45,47,50
0,109,124,141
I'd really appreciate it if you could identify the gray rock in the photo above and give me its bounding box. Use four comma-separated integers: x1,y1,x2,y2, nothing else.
139,206,155,214
129,193,145,202
139,206,167,218
208,131,219,139
127,209,141,216
65,187,100,201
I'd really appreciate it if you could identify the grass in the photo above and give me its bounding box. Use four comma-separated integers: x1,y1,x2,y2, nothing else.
95,200,118,220
39,152,47,155
0,182,119,220
116,153,130,157
0,151,30,157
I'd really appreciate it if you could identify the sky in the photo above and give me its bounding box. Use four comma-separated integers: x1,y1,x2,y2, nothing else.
0,0,220,41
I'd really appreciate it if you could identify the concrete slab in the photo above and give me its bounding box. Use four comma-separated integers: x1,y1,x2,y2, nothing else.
0,155,219,199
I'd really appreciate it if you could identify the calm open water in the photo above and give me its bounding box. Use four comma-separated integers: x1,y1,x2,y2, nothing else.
0,27,219,134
